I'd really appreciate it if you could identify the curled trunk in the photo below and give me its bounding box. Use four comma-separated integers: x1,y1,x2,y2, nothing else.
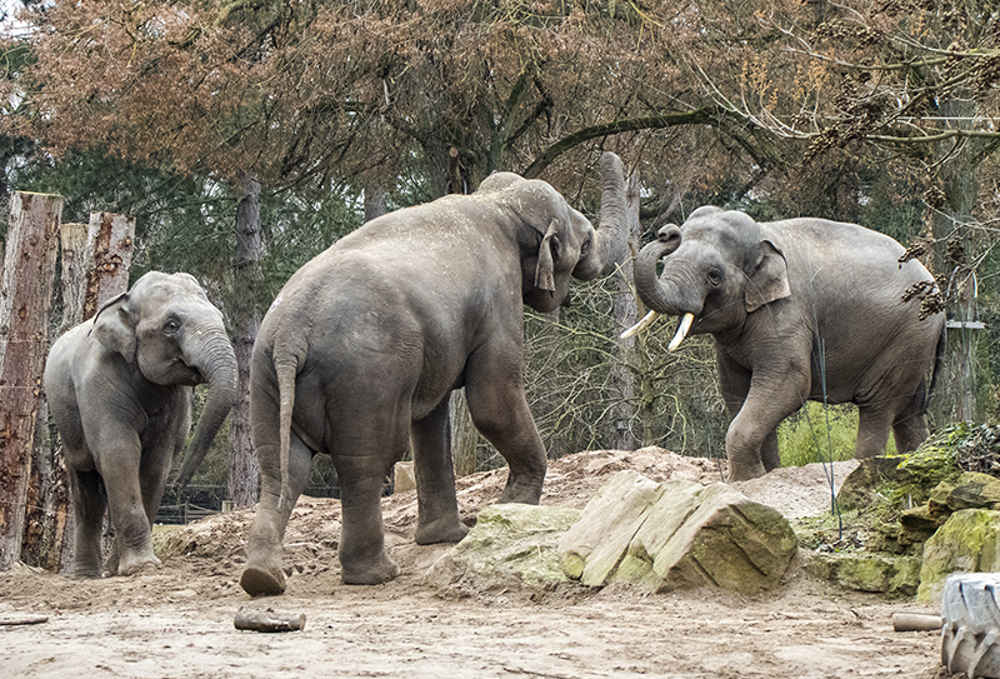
175,329,239,488
633,232,696,316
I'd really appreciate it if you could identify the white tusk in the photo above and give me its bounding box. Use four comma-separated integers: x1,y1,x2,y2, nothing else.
619,310,660,339
668,312,695,352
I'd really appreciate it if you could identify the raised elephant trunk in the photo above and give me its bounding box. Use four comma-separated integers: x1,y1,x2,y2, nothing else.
174,328,239,489
626,227,700,351
573,152,629,280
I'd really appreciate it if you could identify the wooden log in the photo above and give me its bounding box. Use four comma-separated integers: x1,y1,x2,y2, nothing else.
892,612,943,632
82,212,134,319
234,607,306,633
0,191,63,570
0,614,49,626
56,223,89,333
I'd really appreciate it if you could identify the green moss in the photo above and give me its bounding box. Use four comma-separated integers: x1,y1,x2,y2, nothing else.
918,508,1000,602
803,551,921,596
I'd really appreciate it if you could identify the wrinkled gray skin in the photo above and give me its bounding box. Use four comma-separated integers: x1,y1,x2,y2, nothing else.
241,153,629,594
634,206,946,481
44,272,238,577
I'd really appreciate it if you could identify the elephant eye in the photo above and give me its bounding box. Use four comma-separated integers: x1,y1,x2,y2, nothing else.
707,268,724,287
580,236,592,257
163,318,181,335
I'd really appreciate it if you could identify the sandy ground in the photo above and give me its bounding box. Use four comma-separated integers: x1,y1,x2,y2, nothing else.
1,449,949,678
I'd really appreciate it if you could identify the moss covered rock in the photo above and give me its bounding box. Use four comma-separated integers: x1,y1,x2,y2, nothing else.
803,551,921,595
559,472,798,595
917,508,1000,603
429,503,582,590
929,472,1000,513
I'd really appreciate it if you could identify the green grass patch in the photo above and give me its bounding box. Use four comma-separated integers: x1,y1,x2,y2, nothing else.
778,402,897,468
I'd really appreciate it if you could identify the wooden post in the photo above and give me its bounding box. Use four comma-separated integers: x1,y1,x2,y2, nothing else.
609,172,642,451
19,223,89,571
0,191,63,570
83,212,135,318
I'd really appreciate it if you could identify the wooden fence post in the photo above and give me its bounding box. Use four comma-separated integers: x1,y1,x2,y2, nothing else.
83,212,135,317
0,191,63,570
610,171,642,451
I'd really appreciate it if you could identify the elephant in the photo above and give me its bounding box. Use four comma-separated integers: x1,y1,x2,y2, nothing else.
626,206,946,481
44,271,238,576
240,152,629,595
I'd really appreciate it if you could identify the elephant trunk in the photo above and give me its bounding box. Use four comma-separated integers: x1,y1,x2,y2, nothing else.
174,328,239,489
628,228,702,350
575,152,629,280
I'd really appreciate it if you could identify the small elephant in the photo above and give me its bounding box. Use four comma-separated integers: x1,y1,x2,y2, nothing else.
44,271,238,576
241,153,630,594
627,206,946,481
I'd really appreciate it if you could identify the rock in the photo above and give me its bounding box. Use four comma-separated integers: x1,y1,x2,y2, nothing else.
917,508,1000,603
802,551,921,595
898,504,944,544
929,472,1000,513
428,503,582,590
836,456,903,511
837,445,959,512
394,461,416,494
559,471,798,595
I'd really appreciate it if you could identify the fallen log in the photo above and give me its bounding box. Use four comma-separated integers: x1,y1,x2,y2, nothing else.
234,607,306,633
892,612,942,632
0,615,49,626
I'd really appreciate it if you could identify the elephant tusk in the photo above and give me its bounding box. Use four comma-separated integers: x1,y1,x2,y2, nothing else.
619,310,660,339
668,312,695,352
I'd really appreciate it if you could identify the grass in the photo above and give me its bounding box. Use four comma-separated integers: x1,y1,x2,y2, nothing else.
778,402,897,468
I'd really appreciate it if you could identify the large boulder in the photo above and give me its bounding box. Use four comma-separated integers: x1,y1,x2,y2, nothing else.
427,503,582,591
559,470,798,595
918,508,1000,603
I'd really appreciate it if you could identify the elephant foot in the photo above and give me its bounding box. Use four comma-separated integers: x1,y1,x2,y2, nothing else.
240,564,287,597
726,460,767,482
498,481,543,505
65,562,101,579
415,516,469,545
117,550,161,576
341,553,400,585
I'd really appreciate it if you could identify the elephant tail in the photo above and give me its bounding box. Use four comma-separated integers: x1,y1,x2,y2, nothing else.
924,320,948,413
274,352,298,512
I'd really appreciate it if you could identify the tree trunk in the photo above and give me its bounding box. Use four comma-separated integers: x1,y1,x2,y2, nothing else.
364,185,388,223
27,223,88,572
0,191,63,570
228,172,263,507
609,172,642,451
83,213,135,318
931,98,981,425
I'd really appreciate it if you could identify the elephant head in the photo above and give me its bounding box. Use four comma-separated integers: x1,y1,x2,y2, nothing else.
478,152,629,312
91,271,239,487
628,207,791,349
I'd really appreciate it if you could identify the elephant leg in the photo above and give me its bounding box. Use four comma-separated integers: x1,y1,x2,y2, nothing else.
726,373,808,482
855,406,893,459
464,352,546,504
761,430,781,471
335,448,402,585
892,388,930,453
242,431,312,596
412,397,468,545
67,468,106,578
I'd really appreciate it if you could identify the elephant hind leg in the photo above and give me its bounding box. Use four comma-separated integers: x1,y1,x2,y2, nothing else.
242,432,313,597
855,406,893,459
892,387,930,453
67,468,106,578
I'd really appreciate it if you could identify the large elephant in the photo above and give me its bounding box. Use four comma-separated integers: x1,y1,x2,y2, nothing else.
44,271,238,576
240,152,629,595
627,206,946,481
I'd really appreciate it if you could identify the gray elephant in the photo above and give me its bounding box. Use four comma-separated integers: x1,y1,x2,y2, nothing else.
44,271,238,576
626,206,946,481
240,153,629,595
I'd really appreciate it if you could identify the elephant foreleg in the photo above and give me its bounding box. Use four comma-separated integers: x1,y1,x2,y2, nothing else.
464,353,546,504
411,397,468,545
67,467,106,578
726,372,808,481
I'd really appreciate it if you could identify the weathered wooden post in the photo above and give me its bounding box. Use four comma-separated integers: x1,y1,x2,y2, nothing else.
610,171,642,451
19,223,89,570
0,191,63,570
83,212,135,317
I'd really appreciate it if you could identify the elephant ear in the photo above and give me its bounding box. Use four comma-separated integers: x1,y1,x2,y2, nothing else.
745,240,791,313
534,219,560,292
91,292,137,362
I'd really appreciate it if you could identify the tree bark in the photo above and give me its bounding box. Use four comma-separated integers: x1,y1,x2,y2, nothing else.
363,184,388,223
0,191,63,570
228,172,263,507
609,171,642,451
23,224,87,571
83,213,135,318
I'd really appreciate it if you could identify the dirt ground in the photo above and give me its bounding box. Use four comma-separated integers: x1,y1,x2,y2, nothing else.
1,448,949,678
